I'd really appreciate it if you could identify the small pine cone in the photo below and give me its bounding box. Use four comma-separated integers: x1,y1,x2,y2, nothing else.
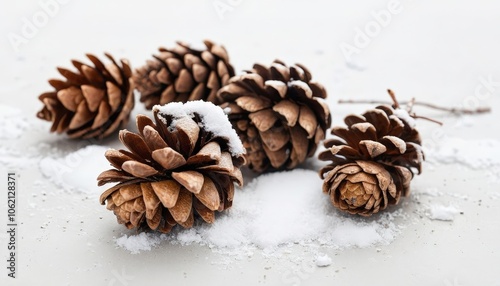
133,40,235,109
36,53,134,139
322,161,411,216
318,105,424,216
218,60,331,173
98,101,245,232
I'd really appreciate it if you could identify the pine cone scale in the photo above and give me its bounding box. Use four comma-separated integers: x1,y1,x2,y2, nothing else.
151,180,181,208
172,171,203,194
193,198,215,223
168,188,192,223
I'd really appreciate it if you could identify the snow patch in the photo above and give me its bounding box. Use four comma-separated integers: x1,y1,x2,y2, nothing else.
116,233,166,254
115,169,405,259
426,137,500,169
39,145,110,196
427,204,460,221
393,108,416,128
0,104,28,139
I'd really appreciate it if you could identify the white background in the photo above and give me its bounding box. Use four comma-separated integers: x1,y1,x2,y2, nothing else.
1,0,500,285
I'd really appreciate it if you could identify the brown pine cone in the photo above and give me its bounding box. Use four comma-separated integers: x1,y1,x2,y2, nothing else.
322,161,411,216
36,53,134,139
98,101,245,232
133,40,235,109
318,104,424,216
218,60,331,173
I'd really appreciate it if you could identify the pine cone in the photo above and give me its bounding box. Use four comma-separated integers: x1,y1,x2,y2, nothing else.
322,161,411,216
98,101,245,232
36,53,134,139
133,40,235,109
318,104,424,216
218,60,331,173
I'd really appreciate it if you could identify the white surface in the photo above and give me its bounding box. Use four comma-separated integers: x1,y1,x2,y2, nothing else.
1,1,500,285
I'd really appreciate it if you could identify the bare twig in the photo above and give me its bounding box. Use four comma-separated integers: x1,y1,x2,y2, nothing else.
338,89,491,126
412,115,443,125
387,89,400,109
338,98,491,115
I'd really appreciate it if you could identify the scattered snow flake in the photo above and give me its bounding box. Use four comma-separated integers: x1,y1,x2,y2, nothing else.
314,253,332,267
427,204,460,221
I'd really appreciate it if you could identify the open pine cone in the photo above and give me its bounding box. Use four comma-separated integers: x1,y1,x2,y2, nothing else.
318,104,424,216
218,60,331,173
98,101,245,232
37,53,134,139
133,40,235,109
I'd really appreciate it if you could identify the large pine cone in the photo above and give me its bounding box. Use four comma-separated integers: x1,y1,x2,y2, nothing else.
318,105,424,216
98,101,245,232
37,53,134,139
134,40,235,109
218,60,331,173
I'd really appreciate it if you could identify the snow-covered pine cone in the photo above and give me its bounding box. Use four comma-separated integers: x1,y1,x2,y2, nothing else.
37,53,134,139
318,105,424,216
218,60,331,173
133,40,235,109
98,101,245,232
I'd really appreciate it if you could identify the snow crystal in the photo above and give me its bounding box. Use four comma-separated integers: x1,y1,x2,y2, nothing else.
427,204,460,221
314,253,332,267
426,137,500,169
153,101,245,156
39,145,110,196
116,169,405,258
116,233,166,254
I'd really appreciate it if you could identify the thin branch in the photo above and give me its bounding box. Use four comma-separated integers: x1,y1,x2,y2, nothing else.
337,99,491,115
406,97,416,113
412,115,443,125
387,89,400,108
